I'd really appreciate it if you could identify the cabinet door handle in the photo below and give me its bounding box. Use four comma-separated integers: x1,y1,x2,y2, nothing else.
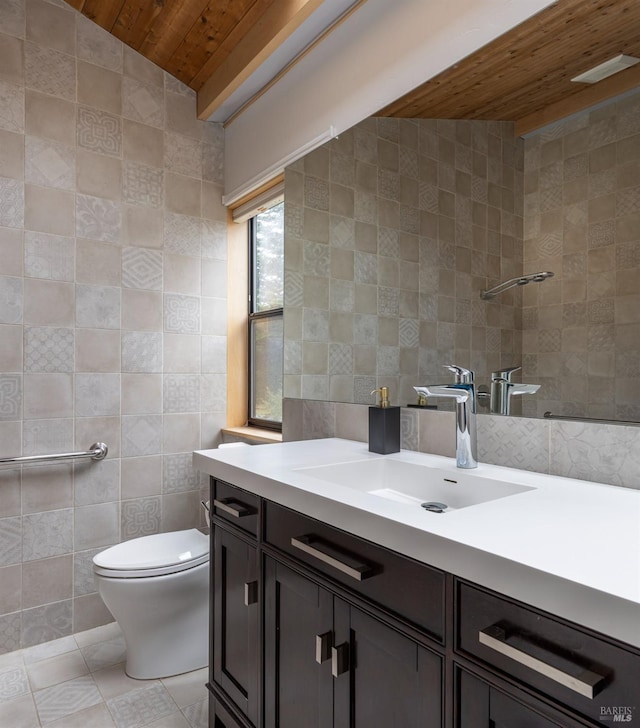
315,632,333,664
479,625,605,699
290,535,374,581
213,498,253,518
331,643,349,678
244,581,258,606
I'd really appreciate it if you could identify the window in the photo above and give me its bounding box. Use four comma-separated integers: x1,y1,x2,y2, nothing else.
248,202,284,429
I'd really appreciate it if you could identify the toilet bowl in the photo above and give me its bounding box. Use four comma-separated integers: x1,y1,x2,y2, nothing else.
93,529,209,679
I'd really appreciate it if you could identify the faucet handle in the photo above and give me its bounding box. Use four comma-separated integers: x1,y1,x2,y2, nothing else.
444,364,474,384
491,365,521,382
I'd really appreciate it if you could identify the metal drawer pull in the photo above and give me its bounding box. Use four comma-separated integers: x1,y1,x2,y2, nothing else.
290,535,374,582
213,498,253,518
331,643,349,677
244,581,258,606
479,625,605,699
315,632,332,664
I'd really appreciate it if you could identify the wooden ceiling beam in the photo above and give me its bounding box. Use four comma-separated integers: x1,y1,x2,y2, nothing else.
196,0,325,120
515,62,640,136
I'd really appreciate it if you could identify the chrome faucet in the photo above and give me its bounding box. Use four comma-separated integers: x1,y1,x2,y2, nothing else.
414,365,478,469
490,366,540,416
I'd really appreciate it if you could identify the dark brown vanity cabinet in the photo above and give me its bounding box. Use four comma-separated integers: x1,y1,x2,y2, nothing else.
263,557,442,728
208,477,640,728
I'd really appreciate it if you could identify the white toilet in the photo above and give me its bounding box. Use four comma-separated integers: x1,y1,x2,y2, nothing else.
93,529,209,679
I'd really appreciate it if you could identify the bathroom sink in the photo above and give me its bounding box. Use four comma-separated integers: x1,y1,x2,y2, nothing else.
294,458,535,512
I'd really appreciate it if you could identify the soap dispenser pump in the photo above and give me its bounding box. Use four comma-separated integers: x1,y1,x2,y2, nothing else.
369,386,400,454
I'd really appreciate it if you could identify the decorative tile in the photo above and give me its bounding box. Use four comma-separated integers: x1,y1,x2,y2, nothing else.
201,373,226,412
616,186,640,216
75,285,120,329
122,162,163,208
107,683,176,728
0,613,21,655
0,80,24,134
304,176,329,211
202,140,223,184
354,252,377,284
22,509,73,561
121,247,162,290
303,241,329,277
479,416,550,473
183,698,208,728
284,272,303,307
76,14,122,72
164,294,200,334
122,77,164,128
354,376,377,404
354,190,377,224
587,220,614,249
77,107,122,158
200,220,226,260
75,373,120,417
400,408,419,450
164,213,201,257
25,136,74,190
76,195,122,244
164,132,202,179
121,415,162,457
163,374,200,413
0,176,24,228
25,42,74,101
73,548,102,596
24,231,74,281
0,664,29,703
328,343,352,375
0,375,21,420
378,287,399,317
22,599,72,649
33,674,101,723
79,635,126,672
24,326,74,372
0,517,21,567
399,318,419,347
121,331,162,372
121,496,161,540
163,453,198,494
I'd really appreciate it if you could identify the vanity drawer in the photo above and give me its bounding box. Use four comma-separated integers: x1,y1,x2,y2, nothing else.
264,501,445,641
212,480,260,537
457,581,640,725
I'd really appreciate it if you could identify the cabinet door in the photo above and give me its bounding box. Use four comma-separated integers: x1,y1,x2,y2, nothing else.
458,670,572,728
213,526,259,726
333,600,442,728
264,558,333,728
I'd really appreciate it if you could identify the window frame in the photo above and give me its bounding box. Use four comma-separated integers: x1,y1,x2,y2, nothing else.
247,209,284,431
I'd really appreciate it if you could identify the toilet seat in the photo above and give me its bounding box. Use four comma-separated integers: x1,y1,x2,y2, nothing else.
93,529,209,578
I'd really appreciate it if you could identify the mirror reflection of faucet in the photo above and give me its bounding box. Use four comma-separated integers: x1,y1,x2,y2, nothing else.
487,366,540,416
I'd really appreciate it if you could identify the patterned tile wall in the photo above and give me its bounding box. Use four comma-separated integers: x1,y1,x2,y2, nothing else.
284,117,525,407
521,93,640,420
0,0,226,653
285,398,640,489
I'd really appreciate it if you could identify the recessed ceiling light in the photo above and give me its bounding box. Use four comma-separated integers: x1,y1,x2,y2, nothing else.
571,54,640,84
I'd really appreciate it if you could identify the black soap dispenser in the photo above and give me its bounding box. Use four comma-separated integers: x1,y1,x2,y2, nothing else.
369,386,400,454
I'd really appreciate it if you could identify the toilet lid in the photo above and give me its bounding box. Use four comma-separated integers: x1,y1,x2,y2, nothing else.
94,529,209,571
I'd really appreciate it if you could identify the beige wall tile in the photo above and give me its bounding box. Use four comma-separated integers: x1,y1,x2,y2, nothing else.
123,119,163,168
122,204,163,249
26,0,75,55
164,253,201,295
121,289,162,331
123,45,163,87
165,173,201,217
76,239,121,286
23,279,74,326
73,592,113,634
22,554,72,609
162,413,200,453
121,454,162,498
77,61,121,115
0,129,23,179
165,90,200,140
23,373,73,418
0,564,21,614
0,323,22,371
74,416,121,458
0,33,24,85
22,463,72,513
24,184,75,236
76,150,122,201
121,374,162,415
75,329,121,372
25,90,76,145
164,333,201,373
0,227,23,276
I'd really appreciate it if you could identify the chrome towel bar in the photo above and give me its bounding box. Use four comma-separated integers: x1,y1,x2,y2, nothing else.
0,442,108,466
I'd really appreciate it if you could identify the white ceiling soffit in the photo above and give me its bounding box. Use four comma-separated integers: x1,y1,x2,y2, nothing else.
223,0,556,205
208,0,360,124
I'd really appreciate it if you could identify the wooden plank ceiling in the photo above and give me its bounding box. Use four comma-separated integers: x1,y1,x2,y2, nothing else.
66,0,640,133
379,0,640,134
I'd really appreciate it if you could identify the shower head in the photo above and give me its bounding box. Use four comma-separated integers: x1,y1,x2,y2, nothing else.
480,271,554,300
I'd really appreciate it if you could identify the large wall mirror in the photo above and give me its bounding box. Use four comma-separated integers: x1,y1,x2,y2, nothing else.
282,90,640,423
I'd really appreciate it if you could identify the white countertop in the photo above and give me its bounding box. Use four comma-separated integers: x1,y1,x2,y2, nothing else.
194,438,640,649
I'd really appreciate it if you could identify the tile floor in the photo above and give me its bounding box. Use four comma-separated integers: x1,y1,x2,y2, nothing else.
0,622,208,728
